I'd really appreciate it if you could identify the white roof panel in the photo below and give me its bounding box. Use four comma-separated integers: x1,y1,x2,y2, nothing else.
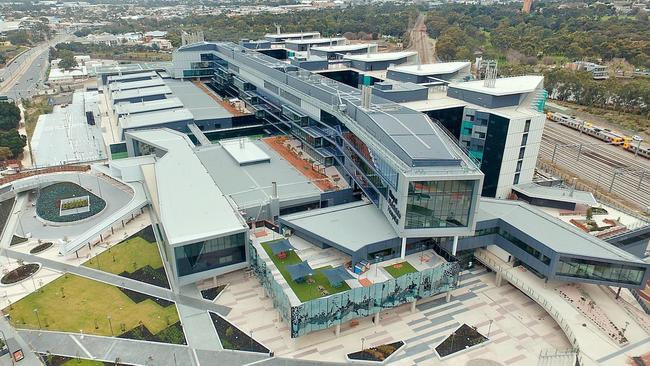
449,75,544,96
311,43,376,52
388,62,470,76
344,51,418,63
221,138,270,166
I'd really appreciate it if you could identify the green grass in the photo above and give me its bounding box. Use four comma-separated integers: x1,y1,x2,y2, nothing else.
61,359,104,366
4,274,179,336
83,236,163,275
383,261,418,278
261,240,350,302
111,151,129,160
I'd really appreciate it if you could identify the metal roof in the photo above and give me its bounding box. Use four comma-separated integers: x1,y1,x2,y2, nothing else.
114,97,184,116
311,43,376,53
388,62,470,76
343,51,418,63
126,129,247,246
449,75,544,96
477,198,646,263
285,37,346,45
195,140,322,210
280,201,398,253
108,77,165,92
106,71,158,83
111,85,172,102
512,183,598,206
264,31,320,40
119,108,194,130
221,138,271,165
164,79,233,121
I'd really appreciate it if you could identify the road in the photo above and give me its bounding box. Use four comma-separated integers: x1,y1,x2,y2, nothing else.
0,32,72,102
407,14,438,64
539,119,650,212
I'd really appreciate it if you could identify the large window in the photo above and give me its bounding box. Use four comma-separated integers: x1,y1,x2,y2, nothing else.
556,257,645,285
405,180,474,229
174,232,246,277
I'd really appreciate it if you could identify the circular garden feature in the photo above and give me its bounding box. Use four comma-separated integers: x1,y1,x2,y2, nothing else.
36,182,106,223
1,263,40,284
30,242,53,254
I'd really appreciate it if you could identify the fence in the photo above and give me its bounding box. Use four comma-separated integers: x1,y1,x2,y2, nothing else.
249,243,460,338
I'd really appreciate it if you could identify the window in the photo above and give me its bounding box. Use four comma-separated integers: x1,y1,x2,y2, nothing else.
174,232,246,276
513,173,520,185
521,133,528,146
516,160,522,172
524,119,531,133
405,180,475,229
556,257,646,286
518,147,526,160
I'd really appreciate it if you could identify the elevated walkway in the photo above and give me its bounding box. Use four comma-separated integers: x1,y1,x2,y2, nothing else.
187,122,212,146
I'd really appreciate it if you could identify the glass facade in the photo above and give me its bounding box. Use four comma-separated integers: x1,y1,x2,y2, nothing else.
405,180,474,229
556,257,646,286
175,232,246,277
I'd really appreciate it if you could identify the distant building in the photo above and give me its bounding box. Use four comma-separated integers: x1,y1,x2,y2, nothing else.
569,61,609,80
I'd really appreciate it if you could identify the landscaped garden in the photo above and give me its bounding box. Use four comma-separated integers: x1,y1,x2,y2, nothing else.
83,226,169,289
40,354,130,366
201,285,227,301
435,324,488,358
261,240,350,302
30,242,54,254
347,341,405,363
383,261,418,278
36,182,106,223
210,312,269,353
1,263,40,284
4,273,185,344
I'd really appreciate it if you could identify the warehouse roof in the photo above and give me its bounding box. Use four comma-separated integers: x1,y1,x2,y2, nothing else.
126,129,247,246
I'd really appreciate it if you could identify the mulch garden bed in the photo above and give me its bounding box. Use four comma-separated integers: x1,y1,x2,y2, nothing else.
435,324,488,358
210,312,269,353
117,287,173,308
1,263,40,284
36,182,106,223
127,225,156,243
0,197,15,238
347,341,405,362
10,235,28,246
39,353,132,365
119,265,169,289
30,242,54,254
201,285,227,301
118,321,186,345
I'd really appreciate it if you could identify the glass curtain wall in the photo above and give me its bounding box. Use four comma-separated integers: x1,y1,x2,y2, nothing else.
405,180,475,229
175,232,246,277
556,257,646,286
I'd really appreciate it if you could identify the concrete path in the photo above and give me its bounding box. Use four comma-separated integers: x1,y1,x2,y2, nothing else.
19,330,270,366
0,316,43,365
3,249,231,316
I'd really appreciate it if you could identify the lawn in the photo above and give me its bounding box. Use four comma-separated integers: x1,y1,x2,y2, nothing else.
261,240,350,302
23,96,53,139
4,274,178,337
383,261,418,278
84,236,163,275
61,359,104,366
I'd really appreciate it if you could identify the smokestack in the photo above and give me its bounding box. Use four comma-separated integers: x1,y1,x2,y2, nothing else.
361,85,371,109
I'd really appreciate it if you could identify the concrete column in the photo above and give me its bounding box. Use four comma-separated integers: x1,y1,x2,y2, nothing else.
373,312,380,325
335,324,341,336
495,272,503,287
445,291,452,303
452,236,459,256
411,300,417,313
400,237,407,259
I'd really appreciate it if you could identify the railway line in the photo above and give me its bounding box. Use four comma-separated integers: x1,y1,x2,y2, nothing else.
539,120,650,212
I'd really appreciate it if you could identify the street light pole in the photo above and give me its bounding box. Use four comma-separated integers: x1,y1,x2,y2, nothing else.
107,315,113,336
361,337,365,352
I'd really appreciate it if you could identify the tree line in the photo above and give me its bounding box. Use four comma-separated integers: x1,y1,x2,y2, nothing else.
0,102,27,160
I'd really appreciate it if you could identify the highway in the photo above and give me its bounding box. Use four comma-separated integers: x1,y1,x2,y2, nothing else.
0,32,71,101
539,119,650,212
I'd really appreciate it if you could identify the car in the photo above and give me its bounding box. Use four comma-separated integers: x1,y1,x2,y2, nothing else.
632,135,644,141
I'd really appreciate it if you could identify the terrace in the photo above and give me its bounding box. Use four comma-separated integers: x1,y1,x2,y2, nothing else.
251,227,448,306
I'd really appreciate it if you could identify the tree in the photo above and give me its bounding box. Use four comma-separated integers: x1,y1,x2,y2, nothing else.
0,102,21,131
58,50,77,70
0,130,26,158
0,147,11,161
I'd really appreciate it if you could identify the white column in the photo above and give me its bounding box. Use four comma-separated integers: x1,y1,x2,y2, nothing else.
373,312,380,325
335,324,341,336
400,237,407,259
411,300,417,313
452,236,459,256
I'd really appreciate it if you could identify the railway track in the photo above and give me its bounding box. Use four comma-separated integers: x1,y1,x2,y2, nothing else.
539,120,650,211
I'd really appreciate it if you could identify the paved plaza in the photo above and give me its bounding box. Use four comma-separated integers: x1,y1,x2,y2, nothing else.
216,265,573,365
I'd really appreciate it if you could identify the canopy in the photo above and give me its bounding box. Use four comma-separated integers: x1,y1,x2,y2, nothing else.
268,239,295,255
323,266,354,286
286,261,313,282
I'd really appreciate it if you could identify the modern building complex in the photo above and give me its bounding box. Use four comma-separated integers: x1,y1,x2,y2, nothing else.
61,39,649,339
